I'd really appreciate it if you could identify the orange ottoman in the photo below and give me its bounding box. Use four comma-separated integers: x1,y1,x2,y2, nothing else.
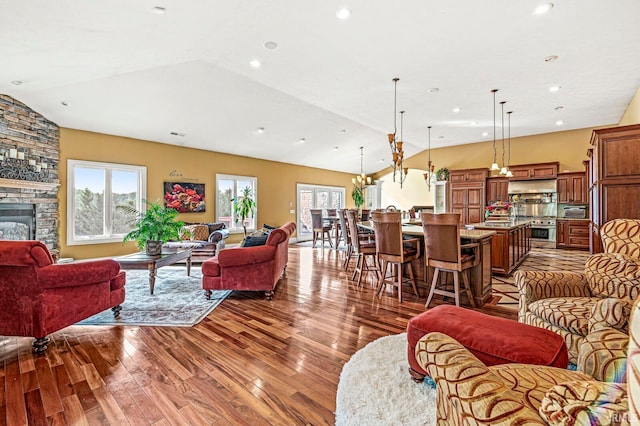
407,305,569,381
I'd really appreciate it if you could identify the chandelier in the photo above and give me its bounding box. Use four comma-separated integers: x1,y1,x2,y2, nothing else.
423,126,435,191
388,78,408,188
505,111,513,177
489,89,499,171
352,146,372,189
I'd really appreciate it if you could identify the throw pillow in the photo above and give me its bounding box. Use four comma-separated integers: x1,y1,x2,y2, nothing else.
263,224,278,231
190,224,211,241
241,234,268,247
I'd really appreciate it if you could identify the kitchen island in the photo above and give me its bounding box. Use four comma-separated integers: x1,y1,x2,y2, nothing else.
467,220,532,276
361,222,496,307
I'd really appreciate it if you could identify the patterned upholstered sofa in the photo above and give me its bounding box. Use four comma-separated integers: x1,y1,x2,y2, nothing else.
516,219,640,365
415,295,640,425
163,222,230,262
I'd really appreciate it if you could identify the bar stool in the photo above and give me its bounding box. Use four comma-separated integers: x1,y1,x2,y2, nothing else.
371,211,421,303
338,209,356,270
346,209,379,286
421,212,478,308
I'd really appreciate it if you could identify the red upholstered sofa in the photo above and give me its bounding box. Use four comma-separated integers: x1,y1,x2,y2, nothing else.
0,240,126,353
201,222,296,299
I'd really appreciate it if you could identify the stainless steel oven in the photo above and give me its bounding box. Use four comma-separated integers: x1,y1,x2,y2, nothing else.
529,218,556,248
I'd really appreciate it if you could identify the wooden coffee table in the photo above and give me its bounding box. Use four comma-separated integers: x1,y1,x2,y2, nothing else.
115,249,192,295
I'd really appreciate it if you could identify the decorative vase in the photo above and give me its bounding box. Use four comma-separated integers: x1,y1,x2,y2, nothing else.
145,240,163,256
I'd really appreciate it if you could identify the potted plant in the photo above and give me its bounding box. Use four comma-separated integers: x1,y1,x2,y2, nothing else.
435,167,450,181
121,200,185,255
232,186,257,236
352,186,364,209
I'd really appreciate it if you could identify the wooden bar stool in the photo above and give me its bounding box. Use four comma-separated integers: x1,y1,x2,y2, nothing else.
346,209,379,286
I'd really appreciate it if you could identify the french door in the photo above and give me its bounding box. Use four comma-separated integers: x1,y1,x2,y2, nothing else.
296,184,345,241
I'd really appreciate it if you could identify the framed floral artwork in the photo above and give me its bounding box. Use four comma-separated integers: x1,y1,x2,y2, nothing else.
163,182,206,213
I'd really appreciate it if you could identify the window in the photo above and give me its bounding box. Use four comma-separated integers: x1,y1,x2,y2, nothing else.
67,160,146,245
216,174,257,233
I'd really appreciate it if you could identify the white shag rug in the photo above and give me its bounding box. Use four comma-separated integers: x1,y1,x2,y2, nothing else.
335,333,436,426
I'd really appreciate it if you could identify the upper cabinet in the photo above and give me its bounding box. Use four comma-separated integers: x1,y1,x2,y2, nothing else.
486,177,509,205
450,168,487,183
557,172,587,204
508,162,559,180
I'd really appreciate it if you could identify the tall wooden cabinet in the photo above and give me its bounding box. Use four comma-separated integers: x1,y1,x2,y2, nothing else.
450,168,488,224
486,177,509,205
588,124,640,253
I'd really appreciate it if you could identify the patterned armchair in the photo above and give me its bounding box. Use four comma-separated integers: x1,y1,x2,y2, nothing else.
415,295,640,425
516,219,640,366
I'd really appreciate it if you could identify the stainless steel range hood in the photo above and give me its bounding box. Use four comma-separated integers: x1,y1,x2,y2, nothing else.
508,179,557,194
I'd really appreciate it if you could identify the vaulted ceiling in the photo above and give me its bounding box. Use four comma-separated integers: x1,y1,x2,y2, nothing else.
1,0,639,175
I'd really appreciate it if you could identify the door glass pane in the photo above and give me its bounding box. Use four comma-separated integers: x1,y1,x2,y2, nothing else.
315,190,329,209
299,189,313,236
330,191,342,209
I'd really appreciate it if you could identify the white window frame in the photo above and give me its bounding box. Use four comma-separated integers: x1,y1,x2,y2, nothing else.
67,159,146,245
216,174,258,234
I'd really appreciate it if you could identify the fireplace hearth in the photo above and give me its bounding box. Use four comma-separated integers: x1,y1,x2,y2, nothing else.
0,203,36,240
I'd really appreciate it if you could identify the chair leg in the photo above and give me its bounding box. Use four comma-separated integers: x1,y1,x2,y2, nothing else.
425,267,440,308
32,336,50,354
313,231,318,248
352,253,361,281
407,263,419,298
376,259,388,296
111,305,122,317
453,271,461,307
397,263,403,303
357,254,366,287
462,269,476,308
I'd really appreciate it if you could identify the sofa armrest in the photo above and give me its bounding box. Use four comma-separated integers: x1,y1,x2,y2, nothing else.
585,253,640,300
37,259,121,290
515,270,589,321
216,245,276,268
589,298,632,333
539,380,629,425
209,228,230,243
415,332,545,425
578,327,629,382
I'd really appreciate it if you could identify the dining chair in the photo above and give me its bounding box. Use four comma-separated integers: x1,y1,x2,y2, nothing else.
310,209,333,248
421,212,478,308
346,209,379,286
371,211,421,303
338,209,356,270
360,209,371,221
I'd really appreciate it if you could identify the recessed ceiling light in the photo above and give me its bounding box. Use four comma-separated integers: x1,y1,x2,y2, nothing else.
152,6,166,14
340,129,347,134
264,41,278,50
554,106,564,111
60,100,70,107
379,159,385,163
336,8,352,20
257,127,265,133
250,59,261,68
427,88,439,94
452,107,461,113
170,131,186,137
544,55,559,63
333,146,339,151
11,80,22,86
549,85,561,93
299,138,306,144
470,121,478,126
482,132,489,137
438,136,445,139
556,120,564,126
534,3,554,15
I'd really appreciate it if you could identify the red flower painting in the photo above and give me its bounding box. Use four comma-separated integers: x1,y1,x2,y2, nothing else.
163,182,206,213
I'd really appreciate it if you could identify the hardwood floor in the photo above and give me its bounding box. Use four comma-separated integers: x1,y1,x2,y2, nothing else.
0,244,582,425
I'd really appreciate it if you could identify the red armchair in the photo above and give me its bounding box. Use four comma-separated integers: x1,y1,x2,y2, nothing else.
202,222,296,299
0,240,126,353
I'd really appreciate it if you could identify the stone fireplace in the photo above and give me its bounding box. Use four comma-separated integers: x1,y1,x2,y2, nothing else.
0,94,59,249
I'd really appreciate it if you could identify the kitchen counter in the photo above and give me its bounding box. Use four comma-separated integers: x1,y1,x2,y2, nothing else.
467,219,532,229
467,220,532,276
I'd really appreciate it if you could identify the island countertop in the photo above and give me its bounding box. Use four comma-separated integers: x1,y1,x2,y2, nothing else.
359,221,496,240
466,219,532,230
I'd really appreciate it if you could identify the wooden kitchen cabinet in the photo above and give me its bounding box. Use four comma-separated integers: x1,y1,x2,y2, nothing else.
557,172,587,204
508,162,559,180
557,219,589,250
588,124,640,253
486,177,509,204
450,168,488,224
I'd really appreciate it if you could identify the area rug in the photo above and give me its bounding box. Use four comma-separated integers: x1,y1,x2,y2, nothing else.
77,266,230,327
335,333,436,426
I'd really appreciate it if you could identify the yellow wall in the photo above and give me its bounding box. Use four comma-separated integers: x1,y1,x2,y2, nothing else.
619,84,640,125
376,126,602,180
59,128,355,259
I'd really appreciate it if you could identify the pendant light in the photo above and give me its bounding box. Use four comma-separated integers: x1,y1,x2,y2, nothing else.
423,126,435,190
505,111,513,177
499,101,508,175
490,89,499,171
388,78,408,188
